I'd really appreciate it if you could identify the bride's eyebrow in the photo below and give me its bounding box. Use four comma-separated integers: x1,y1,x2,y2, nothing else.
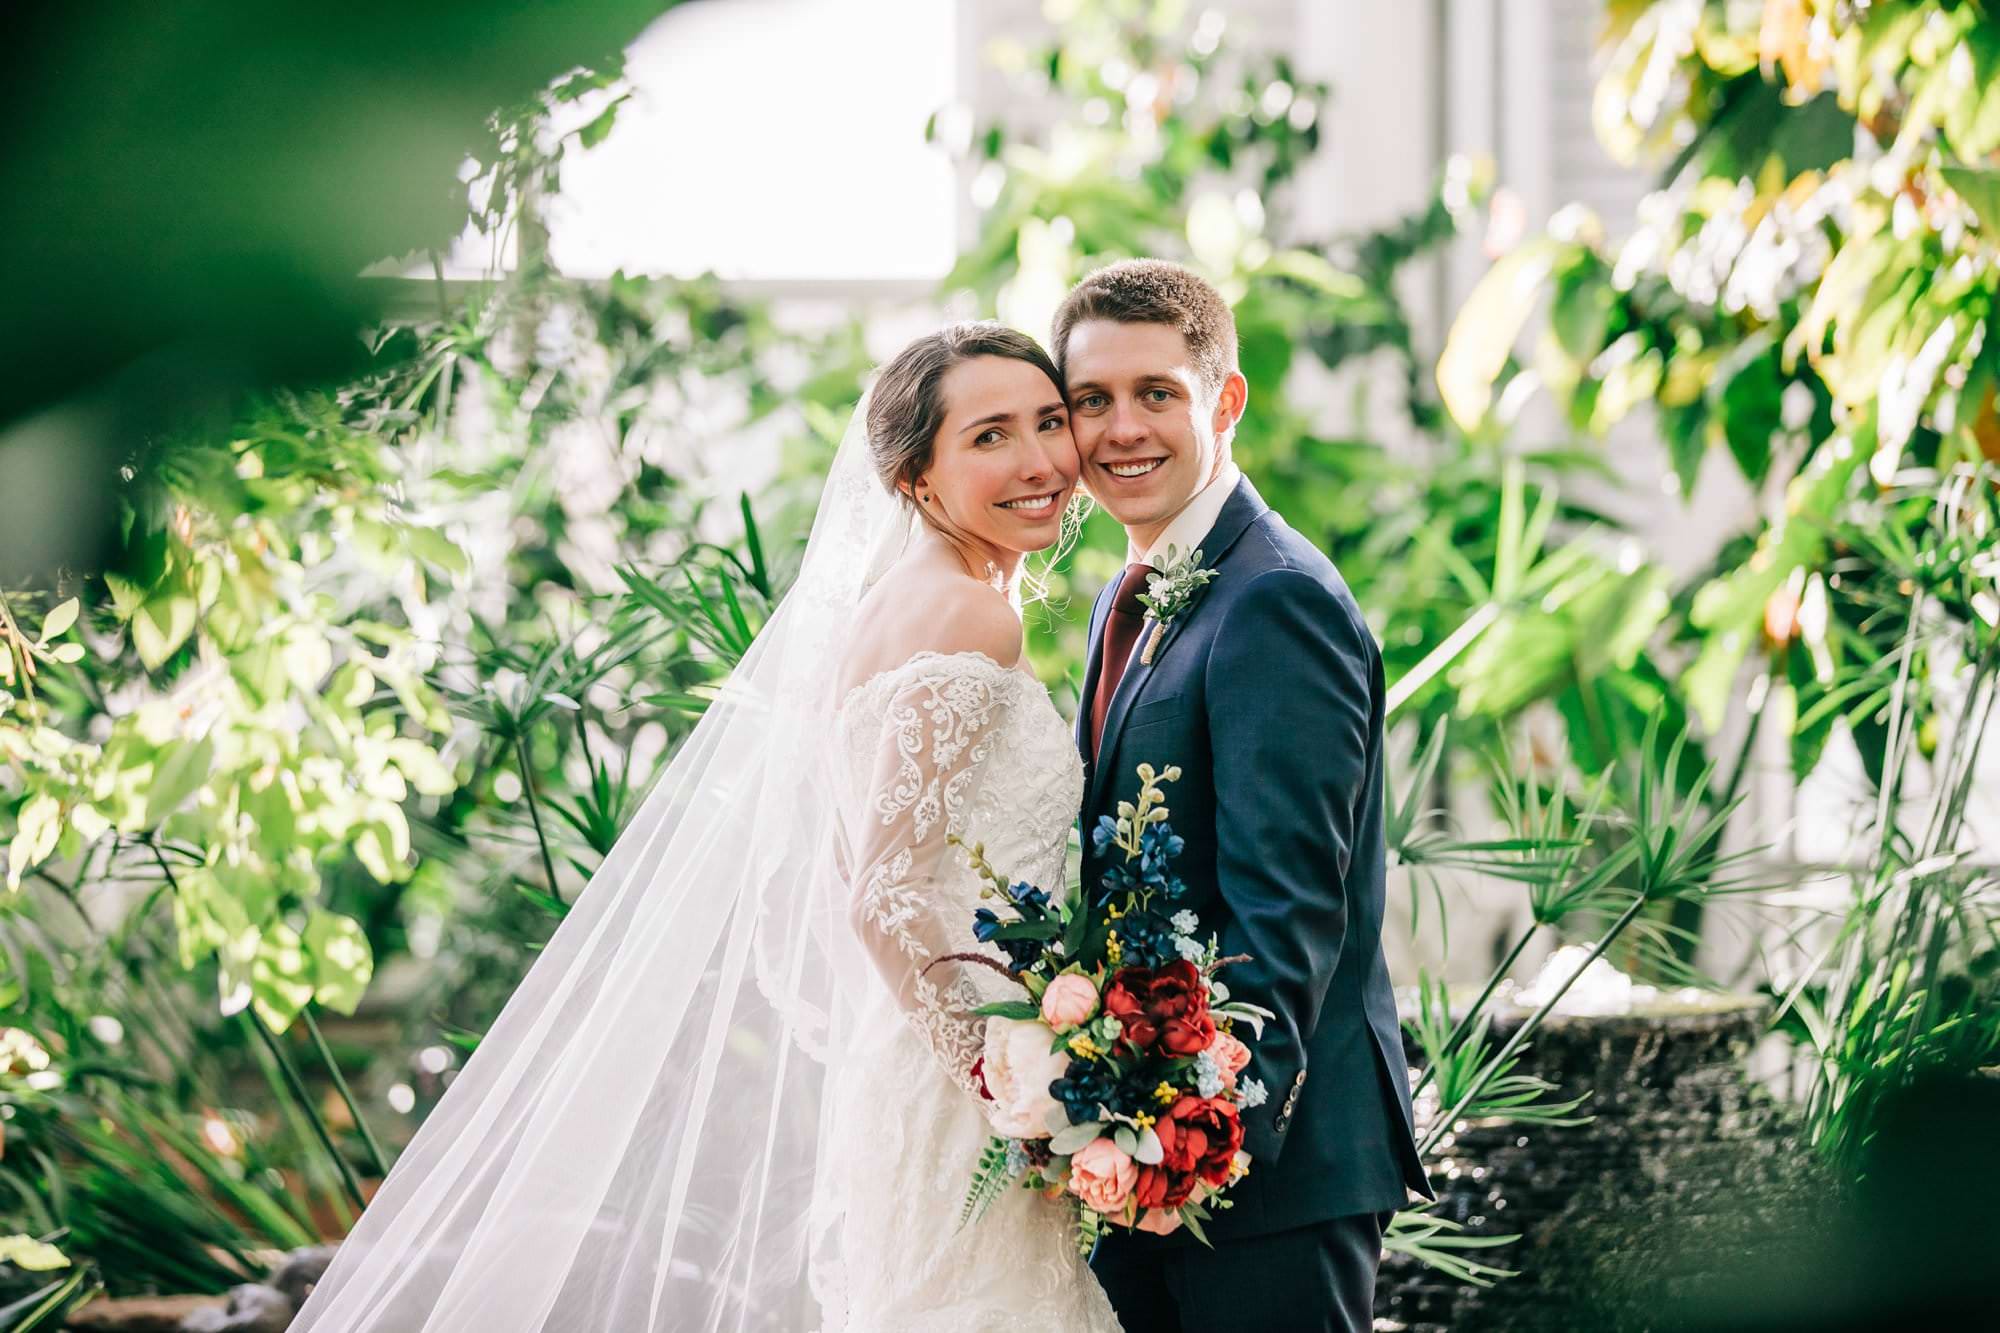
959,410,1017,435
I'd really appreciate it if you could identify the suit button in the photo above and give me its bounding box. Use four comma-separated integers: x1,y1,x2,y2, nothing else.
1294,1070,1307,1087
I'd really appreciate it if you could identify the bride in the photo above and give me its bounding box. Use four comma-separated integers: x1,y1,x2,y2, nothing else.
291,323,1122,1332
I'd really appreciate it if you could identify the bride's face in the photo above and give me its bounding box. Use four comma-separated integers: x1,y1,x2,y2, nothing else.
915,356,1079,556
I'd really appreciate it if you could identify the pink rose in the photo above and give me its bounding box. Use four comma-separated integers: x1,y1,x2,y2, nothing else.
1135,1207,1184,1236
980,1017,1067,1139
1067,1136,1137,1215
1040,973,1100,1030
1209,1030,1252,1089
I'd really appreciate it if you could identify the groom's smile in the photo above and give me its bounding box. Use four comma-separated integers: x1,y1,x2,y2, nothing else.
1061,319,1226,547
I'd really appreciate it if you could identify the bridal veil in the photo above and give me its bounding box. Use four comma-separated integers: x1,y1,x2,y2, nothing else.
293,394,910,1331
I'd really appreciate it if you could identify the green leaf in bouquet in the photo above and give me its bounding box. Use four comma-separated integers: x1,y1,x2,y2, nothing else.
1134,1125,1163,1165
1060,896,1091,958
1074,1203,1102,1258
991,919,1059,942
1112,1126,1137,1156
1049,1119,1108,1155
1178,1206,1213,1249
971,1000,1041,1021
958,1135,1016,1231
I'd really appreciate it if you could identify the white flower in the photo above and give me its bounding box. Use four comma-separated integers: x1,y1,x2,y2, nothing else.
1192,1050,1224,1098
1170,910,1199,934
1239,1077,1269,1109
980,1017,1068,1139
1174,936,1206,963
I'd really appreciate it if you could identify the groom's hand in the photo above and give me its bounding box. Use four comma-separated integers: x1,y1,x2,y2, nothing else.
1205,568,1375,1166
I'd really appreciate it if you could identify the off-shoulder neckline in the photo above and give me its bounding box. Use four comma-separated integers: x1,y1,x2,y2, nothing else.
836,648,1038,712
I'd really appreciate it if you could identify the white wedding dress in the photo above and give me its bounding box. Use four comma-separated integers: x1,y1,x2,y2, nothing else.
288,390,1121,1333
817,648,1122,1333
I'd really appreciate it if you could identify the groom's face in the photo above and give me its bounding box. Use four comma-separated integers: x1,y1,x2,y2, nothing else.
1062,320,1239,538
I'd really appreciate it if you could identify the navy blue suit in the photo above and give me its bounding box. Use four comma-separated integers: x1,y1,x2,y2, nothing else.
1080,477,1431,1331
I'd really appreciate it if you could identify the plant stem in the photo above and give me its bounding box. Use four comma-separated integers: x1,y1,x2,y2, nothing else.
1410,923,1536,1103
145,840,367,1212
302,1006,389,1178
1418,893,1647,1157
1670,672,1771,963
1387,601,1499,718
242,1009,367,1212
515,731,563,900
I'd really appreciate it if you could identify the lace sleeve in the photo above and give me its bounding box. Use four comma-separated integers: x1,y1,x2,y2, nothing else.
839,658,1016,1102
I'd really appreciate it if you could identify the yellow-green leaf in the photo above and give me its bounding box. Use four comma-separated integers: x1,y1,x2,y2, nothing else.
6,793,63,890
1438,240,1565,431
37,597,80,643
0,1234,70,1271
251,923,315,1032
145,737,215,829
305,909,374,1015
131,594,197,670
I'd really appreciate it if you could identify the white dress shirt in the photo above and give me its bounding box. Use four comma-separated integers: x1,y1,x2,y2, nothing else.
1128,457,1244,568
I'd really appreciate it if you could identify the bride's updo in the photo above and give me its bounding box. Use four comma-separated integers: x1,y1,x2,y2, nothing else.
864,322,1064,506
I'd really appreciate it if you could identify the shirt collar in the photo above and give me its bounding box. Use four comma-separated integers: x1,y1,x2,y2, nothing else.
1129,458,1243,567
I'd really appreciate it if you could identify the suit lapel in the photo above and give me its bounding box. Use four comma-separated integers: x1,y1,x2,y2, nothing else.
1084,476,1270,815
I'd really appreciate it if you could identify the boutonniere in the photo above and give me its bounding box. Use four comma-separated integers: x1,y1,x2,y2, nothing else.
1136,544,1218,665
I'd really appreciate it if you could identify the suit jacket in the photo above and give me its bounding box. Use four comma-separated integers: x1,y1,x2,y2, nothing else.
1077,475,1433,1239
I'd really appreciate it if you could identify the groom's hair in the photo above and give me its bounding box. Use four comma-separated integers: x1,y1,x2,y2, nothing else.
1051,259,1239,396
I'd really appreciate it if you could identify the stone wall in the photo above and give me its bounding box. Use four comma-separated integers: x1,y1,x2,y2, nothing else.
1376,999,1820,1332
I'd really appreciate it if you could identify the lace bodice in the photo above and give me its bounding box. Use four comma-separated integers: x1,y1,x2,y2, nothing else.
833,649,1085,1100
818,649,1117,1333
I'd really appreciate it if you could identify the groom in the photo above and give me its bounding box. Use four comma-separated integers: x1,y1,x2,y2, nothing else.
1061,260,1432,1332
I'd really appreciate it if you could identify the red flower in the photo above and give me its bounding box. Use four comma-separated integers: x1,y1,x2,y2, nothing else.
1103,960,1212,1055
1165,1094,1245,1187
1132,1095,1230,1210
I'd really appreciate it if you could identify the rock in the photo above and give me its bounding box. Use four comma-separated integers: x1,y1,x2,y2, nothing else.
1374,996,1821,1333
176,1284,292,1333
65,1295,224,1333
268,1246,337,1311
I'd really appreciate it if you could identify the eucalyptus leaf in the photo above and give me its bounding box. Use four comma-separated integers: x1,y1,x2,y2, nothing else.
1049,1120,1108,1156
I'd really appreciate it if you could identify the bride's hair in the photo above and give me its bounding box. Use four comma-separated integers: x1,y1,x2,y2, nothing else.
864,322,1088,600
864,321,1062,501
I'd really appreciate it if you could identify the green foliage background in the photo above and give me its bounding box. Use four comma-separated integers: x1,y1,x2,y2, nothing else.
2,0,1997,1318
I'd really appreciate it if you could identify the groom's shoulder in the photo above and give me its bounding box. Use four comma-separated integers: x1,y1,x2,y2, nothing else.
1219,511,1372,649
1230,509,1354,604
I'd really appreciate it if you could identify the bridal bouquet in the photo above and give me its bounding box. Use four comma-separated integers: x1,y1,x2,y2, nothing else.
941,763,1273,1251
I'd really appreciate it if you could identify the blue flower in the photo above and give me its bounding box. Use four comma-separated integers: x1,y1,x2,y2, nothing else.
1239,1077,1269,1109
972,907,1041,970
1141,824,1186,864
1051,1059,1139,1122
1099,861,1143,900
1005,881,1052,914
1091,815,1120,854
1115,909,1180,970
1192,1050,1224,1098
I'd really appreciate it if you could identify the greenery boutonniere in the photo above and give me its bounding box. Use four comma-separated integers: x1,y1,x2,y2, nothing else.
1136,544,1218,665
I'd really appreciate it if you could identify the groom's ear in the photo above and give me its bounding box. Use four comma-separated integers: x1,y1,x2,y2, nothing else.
1210,370,1248,438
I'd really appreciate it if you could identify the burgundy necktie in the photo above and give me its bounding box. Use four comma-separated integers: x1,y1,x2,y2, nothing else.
1090,562,1154,760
